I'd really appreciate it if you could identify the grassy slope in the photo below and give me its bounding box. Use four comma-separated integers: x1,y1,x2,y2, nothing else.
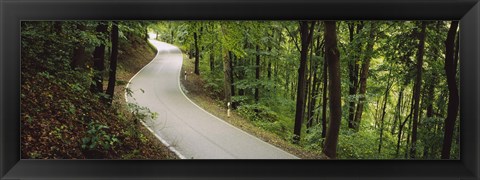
21,35,178,159
179,54,325,159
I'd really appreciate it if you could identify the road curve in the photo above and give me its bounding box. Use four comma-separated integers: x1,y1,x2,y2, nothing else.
126,38,298,159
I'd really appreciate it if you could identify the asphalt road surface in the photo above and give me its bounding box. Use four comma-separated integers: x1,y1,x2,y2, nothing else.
125,37,298,159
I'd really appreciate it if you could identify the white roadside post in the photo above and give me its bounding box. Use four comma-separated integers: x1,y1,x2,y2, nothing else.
184,71,187,80
227,102,231,118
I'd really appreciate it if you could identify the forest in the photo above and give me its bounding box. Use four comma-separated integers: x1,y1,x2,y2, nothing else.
21,21,178,159
151,21,460,159
20,20,460,159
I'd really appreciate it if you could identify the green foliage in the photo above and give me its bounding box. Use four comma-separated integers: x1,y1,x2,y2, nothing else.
237,104,278,122
127,102,159,122
21,20,175,159
337,127,396,159
81,121,120,150
203,74,224,96
303,125,325,150
147,20,459,159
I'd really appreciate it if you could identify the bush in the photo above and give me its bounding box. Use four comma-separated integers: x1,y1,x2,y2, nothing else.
237,104,279,122
81,120,120,150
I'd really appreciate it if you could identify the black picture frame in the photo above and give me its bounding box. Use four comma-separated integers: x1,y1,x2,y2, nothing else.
1,0,479,179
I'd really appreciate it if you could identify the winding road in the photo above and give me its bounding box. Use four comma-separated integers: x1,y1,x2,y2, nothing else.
125,36,298,159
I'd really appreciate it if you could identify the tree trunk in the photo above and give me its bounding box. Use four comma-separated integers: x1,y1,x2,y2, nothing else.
229,51,237,109
307,60,320,131
223,52,232,105
378,76,393,154
353,22,376,130
194,32,200,75
347,22,360,129
321,45,328,139
322,21,342,159
255,45,260,103
396,91,414,157
90,22,108,94
405,115,412,158
293,21,315,143
71,23,88,69
305,38,315,131
392,87,404,135
441,21,459,159
105,21,119,105
410,21,427,159
374,96,381,128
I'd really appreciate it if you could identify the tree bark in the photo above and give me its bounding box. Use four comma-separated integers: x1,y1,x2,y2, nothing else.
229,51,237,109
321,43,328,139
441,21,459,159
307,59,320,131
71,23,88,69
223,52,232,105
194,32,200,75
396,96,413,157
353,22,376,130
293,21,315,143
378,76,393,154
392,87,404,135
347,22,360,129
305,36,315,131
106,21,119,105
90,22,108,94
255,45,260,103
410,21,427,159
322,21,342,159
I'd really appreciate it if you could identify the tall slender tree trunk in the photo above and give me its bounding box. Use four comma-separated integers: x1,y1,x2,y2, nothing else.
307,61,320,130
90,22,107,94
321,46,328,139
267,59,272,80
106,21,119,105
347,22,360,129
396,91,414,157
223,52,232,105
305,37,315,131
229,51,237,109
353,22,376,130
378,76,393,154
322,21,342,159
405,115,413,158
410,21,427,159
293,21,315,143
441,21,459,159
255,45,260,103
194,32,200,75
392,87,404,135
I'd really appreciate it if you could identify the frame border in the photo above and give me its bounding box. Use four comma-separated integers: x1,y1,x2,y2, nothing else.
1,0,479,179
